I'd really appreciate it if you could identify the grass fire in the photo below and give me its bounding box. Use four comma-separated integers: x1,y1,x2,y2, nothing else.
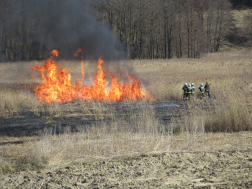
1,0,252,186
31,50,153,103
0,51,252,188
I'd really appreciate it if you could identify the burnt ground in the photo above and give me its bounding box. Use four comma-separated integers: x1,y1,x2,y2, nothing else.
0,100,185,137
1,85,251,188
1,82,216,137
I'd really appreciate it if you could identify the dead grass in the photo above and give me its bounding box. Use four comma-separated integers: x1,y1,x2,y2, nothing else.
0,125,251,169
0,51,252,173
232,9,252,29
204,92,252,132
0,85,40,117
133,51,252,101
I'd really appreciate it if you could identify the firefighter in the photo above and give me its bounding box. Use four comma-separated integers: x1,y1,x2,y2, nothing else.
182,83,188,100
191,83,195,97
187,84,192,100
205,82,211,98
199,83,204,98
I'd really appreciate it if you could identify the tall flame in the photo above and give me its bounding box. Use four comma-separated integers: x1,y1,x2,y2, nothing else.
32,50,153,103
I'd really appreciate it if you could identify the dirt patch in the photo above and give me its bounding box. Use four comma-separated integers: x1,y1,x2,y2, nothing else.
1,150,251,188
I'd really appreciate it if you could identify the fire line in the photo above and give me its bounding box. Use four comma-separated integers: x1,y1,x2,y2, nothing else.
31,50,154,103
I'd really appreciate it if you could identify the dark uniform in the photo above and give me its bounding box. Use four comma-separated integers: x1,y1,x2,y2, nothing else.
187,85,192,100
199,84,204,98
205,82,211,98
182,84,188,100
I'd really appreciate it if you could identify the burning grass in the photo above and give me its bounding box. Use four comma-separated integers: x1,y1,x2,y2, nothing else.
0,51,252,173
31,50,153,103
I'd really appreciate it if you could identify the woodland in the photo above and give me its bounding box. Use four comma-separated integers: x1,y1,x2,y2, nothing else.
0,0,252,61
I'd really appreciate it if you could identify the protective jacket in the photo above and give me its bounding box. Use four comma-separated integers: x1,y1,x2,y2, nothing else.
199,86,204,93
191,86,195,94
187,86,192,94
182,85,188,93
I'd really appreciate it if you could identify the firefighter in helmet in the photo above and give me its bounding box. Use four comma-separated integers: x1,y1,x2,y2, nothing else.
187,84,192,100
199,83,204,98
182,83,188,100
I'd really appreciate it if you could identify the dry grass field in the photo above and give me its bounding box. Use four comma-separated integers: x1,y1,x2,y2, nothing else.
133,51,252,100
0,51,252,188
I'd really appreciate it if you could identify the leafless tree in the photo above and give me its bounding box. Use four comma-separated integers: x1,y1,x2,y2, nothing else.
0,0,234,62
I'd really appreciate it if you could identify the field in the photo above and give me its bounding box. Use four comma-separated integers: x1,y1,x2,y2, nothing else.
0,51,252,188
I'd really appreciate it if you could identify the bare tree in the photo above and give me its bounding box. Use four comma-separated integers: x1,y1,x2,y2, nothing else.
205,0,232,52
0,0,234,62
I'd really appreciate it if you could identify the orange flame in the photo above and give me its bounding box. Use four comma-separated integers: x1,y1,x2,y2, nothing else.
32,50,153,103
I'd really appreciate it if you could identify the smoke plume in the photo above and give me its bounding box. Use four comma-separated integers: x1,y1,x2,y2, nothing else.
0,0,127,61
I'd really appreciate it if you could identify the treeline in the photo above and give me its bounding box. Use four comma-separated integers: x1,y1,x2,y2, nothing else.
99,0,233,59
0,0,251,61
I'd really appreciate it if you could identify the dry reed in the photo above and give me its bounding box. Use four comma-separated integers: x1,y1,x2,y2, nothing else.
0,51,252,172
